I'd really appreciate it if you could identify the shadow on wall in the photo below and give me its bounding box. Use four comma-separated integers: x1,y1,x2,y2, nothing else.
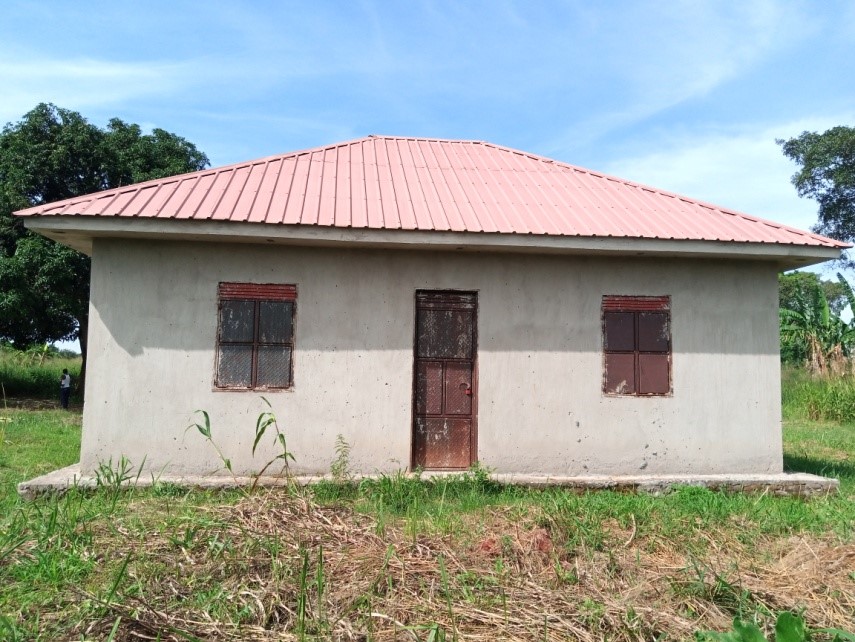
92,239,779,357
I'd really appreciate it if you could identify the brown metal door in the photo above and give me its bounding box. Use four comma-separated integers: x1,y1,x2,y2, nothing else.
413,291,477,469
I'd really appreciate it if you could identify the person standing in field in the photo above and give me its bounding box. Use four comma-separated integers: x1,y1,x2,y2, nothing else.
60,369,71,409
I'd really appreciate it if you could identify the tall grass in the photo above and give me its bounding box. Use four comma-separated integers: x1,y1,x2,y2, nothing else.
781,365,855,422
0,347,81,399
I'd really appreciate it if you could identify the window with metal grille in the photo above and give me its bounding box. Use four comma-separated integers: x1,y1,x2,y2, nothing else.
215,283,296,390
602,295,671,396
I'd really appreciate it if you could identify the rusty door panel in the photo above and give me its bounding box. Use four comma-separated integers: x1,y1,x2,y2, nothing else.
415,361,444,415
413,418,472,469
413,291,477,470
417,309,474,359
638,354,670,394
444,362,473,415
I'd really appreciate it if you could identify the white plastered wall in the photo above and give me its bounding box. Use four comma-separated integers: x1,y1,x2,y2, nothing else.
81,238,782,477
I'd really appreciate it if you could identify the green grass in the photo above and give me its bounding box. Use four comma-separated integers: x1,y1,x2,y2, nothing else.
1,370,855,639
0,351,82,401
0,409,81,510
783,419,855,495
781,365,855,423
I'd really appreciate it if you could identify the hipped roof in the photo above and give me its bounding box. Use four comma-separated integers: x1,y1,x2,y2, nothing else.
15,135,847,250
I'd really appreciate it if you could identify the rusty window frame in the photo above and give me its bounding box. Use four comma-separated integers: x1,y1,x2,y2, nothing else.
215,283,296,390
602,295,671,397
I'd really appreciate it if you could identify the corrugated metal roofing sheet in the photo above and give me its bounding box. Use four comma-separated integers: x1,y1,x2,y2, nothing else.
14,135,847,248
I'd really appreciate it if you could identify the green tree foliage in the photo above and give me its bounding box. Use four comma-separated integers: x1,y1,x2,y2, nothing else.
779,271,848,315
778,126,855,242
779,271,855,375
0,103,208,387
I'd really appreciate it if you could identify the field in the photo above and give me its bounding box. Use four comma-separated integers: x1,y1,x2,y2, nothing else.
0,346,82,404
1,375,854,640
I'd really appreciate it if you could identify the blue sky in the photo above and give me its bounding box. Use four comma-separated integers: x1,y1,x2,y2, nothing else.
2,0,854,233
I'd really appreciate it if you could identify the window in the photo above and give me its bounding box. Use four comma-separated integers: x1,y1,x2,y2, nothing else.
602,295,671,396
215,283,296,389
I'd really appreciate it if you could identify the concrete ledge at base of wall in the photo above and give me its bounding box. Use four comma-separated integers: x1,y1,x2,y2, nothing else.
17,464,840,500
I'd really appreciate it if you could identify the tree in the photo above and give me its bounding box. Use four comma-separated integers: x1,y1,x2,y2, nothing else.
0,103,209,391
779,272,855,375
779,271,848,316
778,126,855,242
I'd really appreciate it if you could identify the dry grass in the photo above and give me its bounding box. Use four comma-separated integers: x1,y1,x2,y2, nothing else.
4,408,854,640
69,490,855,642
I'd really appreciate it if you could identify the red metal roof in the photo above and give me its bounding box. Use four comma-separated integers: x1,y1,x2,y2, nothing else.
14,135,847,248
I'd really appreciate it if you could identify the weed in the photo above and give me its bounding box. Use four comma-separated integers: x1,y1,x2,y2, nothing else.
250,396,295,487
330,433,352,483
579,597,605,628
0,613,26,642
94,455,143,510
438,555,458,641
696,611,855,642
189,409,235,477
296,547,310,636
673,558,760,620
188,398,296,493
97,553,132,616
554,559,579,585
315,545,327,633
407,622,448,641
359,470,429,514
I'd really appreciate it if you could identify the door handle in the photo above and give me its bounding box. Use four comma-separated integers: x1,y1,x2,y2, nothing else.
462,383,472,396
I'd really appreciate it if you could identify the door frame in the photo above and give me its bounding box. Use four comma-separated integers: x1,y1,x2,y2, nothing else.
410,289,479,470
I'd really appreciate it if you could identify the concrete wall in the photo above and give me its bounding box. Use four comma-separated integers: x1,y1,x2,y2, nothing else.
81,238,782,477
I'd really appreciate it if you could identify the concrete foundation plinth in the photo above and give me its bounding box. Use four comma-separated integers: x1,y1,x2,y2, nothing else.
17,464,839,500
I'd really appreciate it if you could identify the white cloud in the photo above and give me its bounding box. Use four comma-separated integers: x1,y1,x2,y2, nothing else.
601,115,855,233
0,56,191,125
543,1,818,153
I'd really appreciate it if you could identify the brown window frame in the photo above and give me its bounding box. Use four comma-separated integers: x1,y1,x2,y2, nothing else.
215,283,297,390
602,295,671,397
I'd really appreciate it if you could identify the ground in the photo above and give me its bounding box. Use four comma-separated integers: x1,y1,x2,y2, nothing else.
0,408,853,641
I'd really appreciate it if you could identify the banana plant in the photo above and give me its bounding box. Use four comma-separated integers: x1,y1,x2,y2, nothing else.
780,276,855,376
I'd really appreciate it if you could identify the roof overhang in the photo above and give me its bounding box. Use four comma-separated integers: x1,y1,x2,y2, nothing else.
25,216,843,271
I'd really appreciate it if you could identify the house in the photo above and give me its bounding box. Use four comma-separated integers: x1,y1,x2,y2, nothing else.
16,136,848,481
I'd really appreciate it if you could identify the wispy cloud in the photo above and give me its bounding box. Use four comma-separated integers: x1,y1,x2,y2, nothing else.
0,55,191,125
542,1,818,154
601,115,855,232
